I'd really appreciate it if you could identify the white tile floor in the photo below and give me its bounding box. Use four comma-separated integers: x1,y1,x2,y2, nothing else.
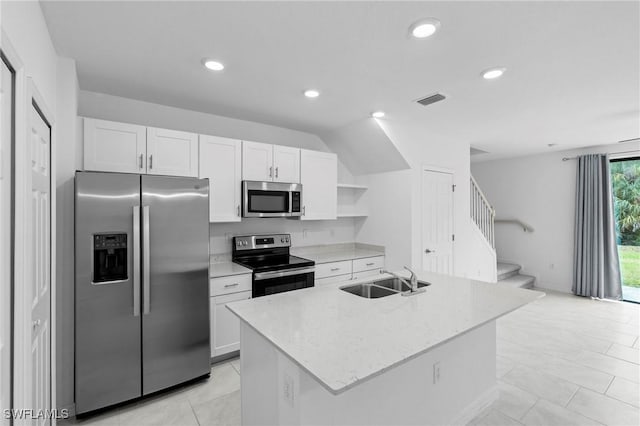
64,291,639,426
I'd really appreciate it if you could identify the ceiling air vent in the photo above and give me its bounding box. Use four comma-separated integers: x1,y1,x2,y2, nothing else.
416,93,446,107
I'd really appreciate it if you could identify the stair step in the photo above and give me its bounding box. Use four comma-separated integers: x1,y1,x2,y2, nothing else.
497,274,535,289
497,262,521,280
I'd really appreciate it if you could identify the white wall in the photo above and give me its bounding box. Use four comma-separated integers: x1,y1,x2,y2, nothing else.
54,56,79,412
356,120,487,279
2,0,79,414
353,170,412,270
1,1,58,108
472,141,640,293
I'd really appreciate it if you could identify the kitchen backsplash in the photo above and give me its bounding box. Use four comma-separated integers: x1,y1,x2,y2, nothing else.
209,218,357,259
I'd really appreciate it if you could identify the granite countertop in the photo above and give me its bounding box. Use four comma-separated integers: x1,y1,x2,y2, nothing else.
227,270,544,395
209,261,252,278
291,243,385,264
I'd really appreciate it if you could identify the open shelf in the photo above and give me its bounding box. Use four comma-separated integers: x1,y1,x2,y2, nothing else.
337,183,369,190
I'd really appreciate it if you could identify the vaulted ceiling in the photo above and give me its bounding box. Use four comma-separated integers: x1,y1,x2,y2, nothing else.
41,1,639,161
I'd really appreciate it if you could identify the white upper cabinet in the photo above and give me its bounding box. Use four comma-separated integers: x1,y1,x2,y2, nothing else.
242,141,273,181
273,145,300,183
300,150,337,220
146,127,199,177
199,135,242,222
84,118,147,174
242,141,300,183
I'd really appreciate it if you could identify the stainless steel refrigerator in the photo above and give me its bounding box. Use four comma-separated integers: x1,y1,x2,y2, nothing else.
74,171,210,414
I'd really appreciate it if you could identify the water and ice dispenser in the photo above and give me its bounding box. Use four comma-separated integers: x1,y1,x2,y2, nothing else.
93,233,127,283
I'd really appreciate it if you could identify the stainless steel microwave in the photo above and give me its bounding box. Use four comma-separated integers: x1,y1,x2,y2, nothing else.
242,181,303,218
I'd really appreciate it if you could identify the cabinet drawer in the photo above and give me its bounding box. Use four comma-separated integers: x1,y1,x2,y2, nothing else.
353,256,385,273
210,274,252,296
315,260,353,279
352,269,383,281
315,274,352,287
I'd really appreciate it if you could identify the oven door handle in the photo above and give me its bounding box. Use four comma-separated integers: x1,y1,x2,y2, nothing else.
254,266,315,281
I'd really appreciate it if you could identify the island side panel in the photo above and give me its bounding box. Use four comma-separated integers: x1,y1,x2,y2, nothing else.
240,322,280,425
298,321,498,426
240,320,497,426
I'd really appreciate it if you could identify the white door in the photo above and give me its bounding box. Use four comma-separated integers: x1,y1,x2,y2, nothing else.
272,145,300,183
242,141,273,181
29,104,52,425
0,56,14,426
84,118,146,174
211,291,251,358
421,169,454,274
199,135,242,222
300,149,337,220
146,127,198,177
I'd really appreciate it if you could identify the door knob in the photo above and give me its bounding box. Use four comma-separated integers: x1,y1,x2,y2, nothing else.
32,319,41,330
425,249,436,254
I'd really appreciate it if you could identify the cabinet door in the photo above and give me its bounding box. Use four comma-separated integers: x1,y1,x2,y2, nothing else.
315,274,352,286
300,150,337,220
83,118,146,173
353,256,385,273
352,269,383,281
211,291,252,358
199,135,242,222
273,145,300,183
242,141,273,181
146,127,199,177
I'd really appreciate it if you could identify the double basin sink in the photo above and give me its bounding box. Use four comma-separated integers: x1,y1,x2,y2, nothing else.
340,277,430,299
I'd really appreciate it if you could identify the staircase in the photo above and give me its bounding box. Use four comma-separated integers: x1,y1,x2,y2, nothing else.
497,262,535,289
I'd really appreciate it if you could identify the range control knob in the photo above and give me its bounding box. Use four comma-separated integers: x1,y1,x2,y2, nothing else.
281,237,285,243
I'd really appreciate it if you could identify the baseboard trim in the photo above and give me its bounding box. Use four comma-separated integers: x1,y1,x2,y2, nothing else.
449,385,498,426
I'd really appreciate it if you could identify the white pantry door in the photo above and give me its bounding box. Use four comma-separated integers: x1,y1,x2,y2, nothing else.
421,169,454,274
0,55,14,426
28,104,51,425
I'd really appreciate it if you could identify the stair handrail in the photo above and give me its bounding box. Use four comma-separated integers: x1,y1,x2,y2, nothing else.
494,218,535,233
470,175,496,249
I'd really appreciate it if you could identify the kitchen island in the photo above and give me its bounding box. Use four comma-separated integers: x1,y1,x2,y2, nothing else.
227,270,543,425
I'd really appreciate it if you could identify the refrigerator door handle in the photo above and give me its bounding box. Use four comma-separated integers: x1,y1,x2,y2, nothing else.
143,205,151,314
133,206,141,316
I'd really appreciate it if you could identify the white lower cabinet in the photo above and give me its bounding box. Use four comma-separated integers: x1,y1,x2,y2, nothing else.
314,256,385,285
351,269,383,281
315,260,352,279
316,274,352,286
210,283,251,358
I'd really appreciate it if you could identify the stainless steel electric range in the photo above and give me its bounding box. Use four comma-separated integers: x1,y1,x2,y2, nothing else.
232,234,315,297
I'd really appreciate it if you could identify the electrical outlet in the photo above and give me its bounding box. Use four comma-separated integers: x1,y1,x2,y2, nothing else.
225,233,233,241
433,362,441,384
283,373,294,406
303,229,308,239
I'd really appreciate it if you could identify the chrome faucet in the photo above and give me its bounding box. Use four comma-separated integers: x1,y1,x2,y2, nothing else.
380,266,425,296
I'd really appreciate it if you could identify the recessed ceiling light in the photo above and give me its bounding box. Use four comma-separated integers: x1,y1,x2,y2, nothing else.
482,67,506,80
371,111,385,118
202,59,224,71
409,18,441,39
304,89,320,98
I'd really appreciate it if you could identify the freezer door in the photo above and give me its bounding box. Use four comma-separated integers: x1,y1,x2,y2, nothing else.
75,172,142,414
141,175,210,394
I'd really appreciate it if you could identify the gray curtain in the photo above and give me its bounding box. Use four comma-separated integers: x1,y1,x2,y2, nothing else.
573,154,622,299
